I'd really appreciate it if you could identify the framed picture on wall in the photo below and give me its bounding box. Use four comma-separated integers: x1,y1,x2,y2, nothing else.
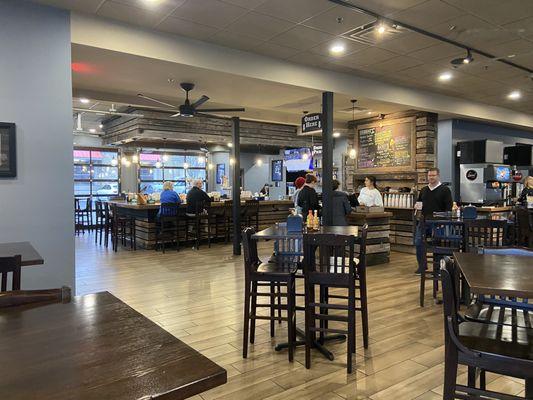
0,123,16,178
271,159,283,182
216,163,225,184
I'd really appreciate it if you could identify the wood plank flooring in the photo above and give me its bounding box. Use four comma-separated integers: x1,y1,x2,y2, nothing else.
75,234,525,400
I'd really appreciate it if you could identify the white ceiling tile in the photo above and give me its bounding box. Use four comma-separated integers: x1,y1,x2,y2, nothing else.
254,0,334,23
333,46,398,67
488,39,533,59
111,0,185,13
503,17,533,40
512,52,533,70
344,0,427,16
308,38,368,58
302,5,375,35
252,42,300,59
269,25,335,50
156,16,220,40
391,0,463,29
97,1,166,27
376,32,438,54
408,42,464,62
206,30,264,51
219,0,268,9
223,11,293,40
365,55,424,73
172,0,248,28
443,0,533,26
286,51,333,68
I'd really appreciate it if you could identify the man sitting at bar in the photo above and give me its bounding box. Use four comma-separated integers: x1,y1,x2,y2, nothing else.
158,181,181,217
186,179,211,216
413,167,452,274
297,174,320,217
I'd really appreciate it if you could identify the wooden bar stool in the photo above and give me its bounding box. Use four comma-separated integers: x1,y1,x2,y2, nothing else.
155,203,180,253
302,225,368,373
110,204,137,252
242,199,259,231
185,200,211,250
242,227,298,362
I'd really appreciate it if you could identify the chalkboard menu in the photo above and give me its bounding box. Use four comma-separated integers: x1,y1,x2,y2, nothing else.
356,117,415,173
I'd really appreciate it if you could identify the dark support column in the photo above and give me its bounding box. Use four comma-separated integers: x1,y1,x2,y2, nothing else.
231,117,241,255
321,91,334,226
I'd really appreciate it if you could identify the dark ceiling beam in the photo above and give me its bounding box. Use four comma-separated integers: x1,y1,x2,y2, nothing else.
329,0,533,74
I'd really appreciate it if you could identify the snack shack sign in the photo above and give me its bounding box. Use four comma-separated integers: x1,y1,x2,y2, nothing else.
301,113,322,134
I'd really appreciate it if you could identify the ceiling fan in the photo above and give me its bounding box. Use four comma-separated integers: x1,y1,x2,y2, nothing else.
138,82,245,117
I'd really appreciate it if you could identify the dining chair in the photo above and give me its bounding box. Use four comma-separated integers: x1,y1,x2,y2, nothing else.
155,203,180,253
464,219,508,251
241,227,298,362
302,225,368,373
440,257,533,400
0,255,21,292
420,220,465,307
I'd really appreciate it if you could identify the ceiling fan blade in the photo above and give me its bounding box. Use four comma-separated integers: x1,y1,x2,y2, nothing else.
191,95,210,108
137,93,177,109
197,108,245,112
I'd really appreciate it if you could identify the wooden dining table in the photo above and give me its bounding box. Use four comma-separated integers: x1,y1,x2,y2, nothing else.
0,241,43,266
0,291,226,400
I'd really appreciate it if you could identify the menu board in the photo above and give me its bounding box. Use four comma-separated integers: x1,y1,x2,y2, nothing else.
356,118,415,173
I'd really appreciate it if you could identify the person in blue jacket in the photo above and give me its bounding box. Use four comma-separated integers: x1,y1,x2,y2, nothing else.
158,181,181,217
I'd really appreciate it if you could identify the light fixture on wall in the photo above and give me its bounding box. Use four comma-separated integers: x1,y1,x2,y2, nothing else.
333,131,341,138
124,160,132,168
256,158,263,166
349,148,357,159
207,163,214,170
227,142,233,148
121,157,128,166
229,157,235,166
131,154,139,164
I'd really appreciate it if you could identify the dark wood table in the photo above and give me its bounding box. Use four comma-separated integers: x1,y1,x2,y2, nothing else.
0,241,43,266
0,291,226,400
252,224,359,240
454,252,533,299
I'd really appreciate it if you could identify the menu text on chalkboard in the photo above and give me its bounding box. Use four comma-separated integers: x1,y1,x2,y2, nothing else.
356,117,415,173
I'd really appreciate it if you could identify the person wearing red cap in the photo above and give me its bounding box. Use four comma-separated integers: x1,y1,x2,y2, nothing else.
293,176,306,214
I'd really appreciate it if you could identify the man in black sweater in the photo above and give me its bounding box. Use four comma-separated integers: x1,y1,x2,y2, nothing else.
186,179,211,215
414,167,452,274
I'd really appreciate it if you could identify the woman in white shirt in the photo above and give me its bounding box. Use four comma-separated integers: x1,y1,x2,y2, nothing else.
358,176,383,207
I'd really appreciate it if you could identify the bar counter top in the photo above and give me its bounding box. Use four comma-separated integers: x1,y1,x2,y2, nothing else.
107,199,294,210
349,211,393,219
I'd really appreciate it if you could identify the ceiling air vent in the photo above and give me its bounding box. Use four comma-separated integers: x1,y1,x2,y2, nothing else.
342,21,404,46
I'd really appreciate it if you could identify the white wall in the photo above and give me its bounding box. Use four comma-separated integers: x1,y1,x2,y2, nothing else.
0,1,74,290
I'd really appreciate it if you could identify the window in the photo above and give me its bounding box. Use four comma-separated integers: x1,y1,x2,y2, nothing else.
74,148,120,202
138,151,206,195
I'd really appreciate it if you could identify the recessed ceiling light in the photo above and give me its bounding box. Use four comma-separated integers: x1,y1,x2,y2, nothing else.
377,24,386,34
438,72,453,81
329,43,346,55
89,128,96,133
367,111,372,115
333,132,341,138
99,123,103,129
507,54,516,58
507,90,521,100
80,98,90,104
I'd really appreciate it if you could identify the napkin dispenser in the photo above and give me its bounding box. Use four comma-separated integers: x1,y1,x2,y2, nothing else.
287,214,303,232
462,205,477,219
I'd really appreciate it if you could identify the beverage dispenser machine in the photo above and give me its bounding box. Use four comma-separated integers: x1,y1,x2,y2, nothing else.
459,164,512,205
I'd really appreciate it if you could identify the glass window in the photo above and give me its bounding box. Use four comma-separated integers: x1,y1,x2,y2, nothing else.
163,154,185,167
165,168,185,181
173,181,187,194
139,167,163,181
187,155,206,168
73,148,120,200
139,153,161,167
187,169,206,180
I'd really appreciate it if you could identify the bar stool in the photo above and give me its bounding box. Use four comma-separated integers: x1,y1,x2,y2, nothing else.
208,204,226,242
74,198,91,234
302,225,368,373
155,203,180,253
185,200,212,250
223,200,233,243
242,199,259,231
242,227,298,361
110,204,136,252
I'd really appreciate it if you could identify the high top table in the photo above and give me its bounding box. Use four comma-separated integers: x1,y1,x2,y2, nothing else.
0,241,43,266
0,291,226,399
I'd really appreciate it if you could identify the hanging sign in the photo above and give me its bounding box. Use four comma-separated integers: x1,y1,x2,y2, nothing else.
301,113,322,134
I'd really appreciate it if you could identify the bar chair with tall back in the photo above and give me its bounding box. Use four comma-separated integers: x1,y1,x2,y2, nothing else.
302,225,368,373
0,255,22,292
242,199,260,231
440,257,533,400
185,200,212,250
241,227,298,361
223,200,233,243
420,219,465,307
74,198,92,234
464,219,508,251
110,204,137,252
155,203,180,253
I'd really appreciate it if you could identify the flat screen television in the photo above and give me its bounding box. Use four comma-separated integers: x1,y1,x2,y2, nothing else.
284,148,312,172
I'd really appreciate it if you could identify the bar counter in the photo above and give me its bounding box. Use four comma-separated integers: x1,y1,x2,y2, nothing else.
108,200,293,249
347,211,392,265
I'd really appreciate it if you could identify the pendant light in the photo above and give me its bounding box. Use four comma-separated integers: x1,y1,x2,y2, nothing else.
349,99,357,160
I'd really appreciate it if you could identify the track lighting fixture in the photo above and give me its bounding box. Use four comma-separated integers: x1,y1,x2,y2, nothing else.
451,49,473,65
